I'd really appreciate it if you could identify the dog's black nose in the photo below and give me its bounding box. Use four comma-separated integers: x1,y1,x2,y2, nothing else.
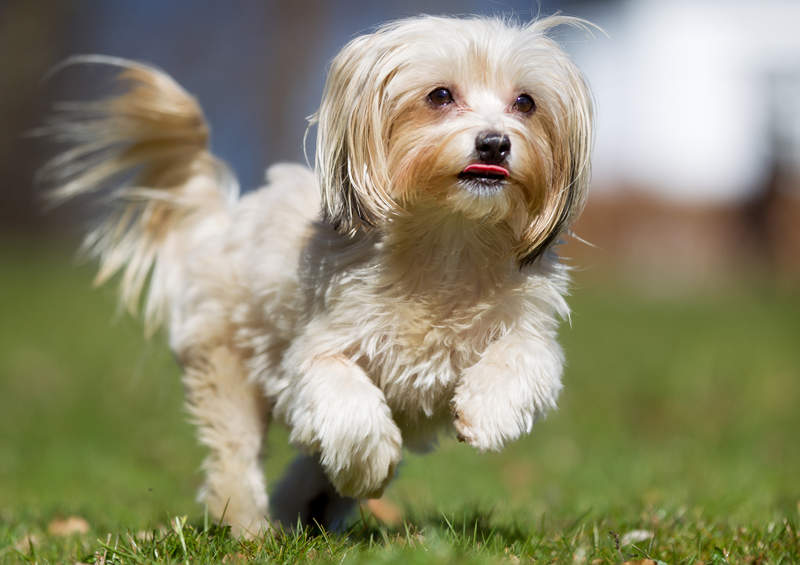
475,131,511,164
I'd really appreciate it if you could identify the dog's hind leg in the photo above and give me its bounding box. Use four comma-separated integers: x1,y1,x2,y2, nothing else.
182,345,270,538
270,453,357,531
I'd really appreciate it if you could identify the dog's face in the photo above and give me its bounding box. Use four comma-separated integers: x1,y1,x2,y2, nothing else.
316,16,593,263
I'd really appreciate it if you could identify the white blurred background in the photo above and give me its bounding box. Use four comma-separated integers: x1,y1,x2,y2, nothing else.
579,0,800,203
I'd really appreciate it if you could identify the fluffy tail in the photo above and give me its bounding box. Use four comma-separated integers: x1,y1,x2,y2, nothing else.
39,56,238,333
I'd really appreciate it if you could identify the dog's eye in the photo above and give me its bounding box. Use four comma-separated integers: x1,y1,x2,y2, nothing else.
513,94,536,114
427,87,454,107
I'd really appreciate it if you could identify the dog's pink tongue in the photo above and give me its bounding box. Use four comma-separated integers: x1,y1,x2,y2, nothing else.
462,164,509,177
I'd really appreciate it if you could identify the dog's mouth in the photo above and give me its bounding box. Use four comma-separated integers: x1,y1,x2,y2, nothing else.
457,164,509,189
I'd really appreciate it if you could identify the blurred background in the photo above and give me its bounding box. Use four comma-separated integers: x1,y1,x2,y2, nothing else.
1,0,798,543
2,0,799,285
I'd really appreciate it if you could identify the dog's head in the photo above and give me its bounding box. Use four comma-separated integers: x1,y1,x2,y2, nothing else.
315,16,594,264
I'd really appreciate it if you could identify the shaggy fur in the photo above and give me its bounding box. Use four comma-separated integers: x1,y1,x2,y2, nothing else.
41,15,594,537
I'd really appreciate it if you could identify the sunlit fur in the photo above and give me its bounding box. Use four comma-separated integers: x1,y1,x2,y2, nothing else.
42,16,594,538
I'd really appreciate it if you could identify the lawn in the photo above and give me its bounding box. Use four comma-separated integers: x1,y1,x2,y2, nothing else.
1,240,798,563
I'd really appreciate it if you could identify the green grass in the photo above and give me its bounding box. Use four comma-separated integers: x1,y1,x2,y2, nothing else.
1,240,798,563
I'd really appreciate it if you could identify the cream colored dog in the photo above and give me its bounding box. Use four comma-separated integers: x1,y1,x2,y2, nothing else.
42,15,593,537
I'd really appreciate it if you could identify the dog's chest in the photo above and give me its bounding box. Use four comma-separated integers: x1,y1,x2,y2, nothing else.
354,295,505,418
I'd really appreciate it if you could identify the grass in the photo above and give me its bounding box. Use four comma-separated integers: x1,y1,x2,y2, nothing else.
1,240,798,563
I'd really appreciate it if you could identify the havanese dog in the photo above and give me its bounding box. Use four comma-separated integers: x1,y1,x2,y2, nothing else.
41,15,593,537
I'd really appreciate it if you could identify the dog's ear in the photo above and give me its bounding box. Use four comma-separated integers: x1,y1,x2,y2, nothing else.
517,17,594,266
313,32,397,235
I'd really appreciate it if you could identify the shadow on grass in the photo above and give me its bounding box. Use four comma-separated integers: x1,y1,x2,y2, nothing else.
342,505,594,559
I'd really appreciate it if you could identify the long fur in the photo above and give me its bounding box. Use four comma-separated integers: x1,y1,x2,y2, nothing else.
44,16,594,537
39,56,239,333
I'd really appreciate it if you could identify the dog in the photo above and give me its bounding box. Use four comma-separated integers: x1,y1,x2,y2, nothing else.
41,15,594,537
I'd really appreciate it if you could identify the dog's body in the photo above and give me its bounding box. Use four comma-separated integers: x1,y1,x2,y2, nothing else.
42,16,593,537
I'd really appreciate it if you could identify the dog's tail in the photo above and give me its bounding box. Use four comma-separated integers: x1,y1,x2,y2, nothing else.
39,56,238,334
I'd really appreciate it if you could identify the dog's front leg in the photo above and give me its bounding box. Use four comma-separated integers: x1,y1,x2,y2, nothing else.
277,354,402,499
452,330,564,452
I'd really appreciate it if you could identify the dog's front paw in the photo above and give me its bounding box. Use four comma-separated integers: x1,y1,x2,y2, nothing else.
319,406,403,498
452,398,529,452
452,374,544,452
282,355,404,500
452,336,563,452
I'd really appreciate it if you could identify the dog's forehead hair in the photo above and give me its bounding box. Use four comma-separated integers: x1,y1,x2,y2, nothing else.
372,18,569,106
